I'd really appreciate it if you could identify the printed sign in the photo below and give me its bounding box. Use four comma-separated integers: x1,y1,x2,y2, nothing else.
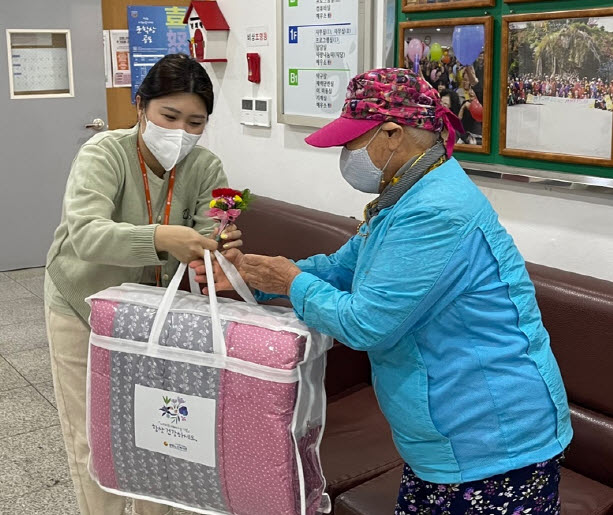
134,384,217,466
282,0,360,119
110,30,131,87
128,6,191,102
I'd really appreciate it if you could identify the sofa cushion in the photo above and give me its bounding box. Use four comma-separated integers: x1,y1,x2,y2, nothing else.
321,386,403,501
239,196,360,260
334,465,613,515
560,468,613,515
526,263,613,418
565,404,613,489
334,465,402,515
325,342,371,400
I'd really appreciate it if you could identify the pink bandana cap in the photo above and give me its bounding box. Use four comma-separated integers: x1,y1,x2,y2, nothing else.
305,68,463,158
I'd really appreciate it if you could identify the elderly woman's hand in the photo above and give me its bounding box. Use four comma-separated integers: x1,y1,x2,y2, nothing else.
242,254,302,296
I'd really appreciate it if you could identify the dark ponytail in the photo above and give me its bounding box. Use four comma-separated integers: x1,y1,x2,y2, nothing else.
137,53,214,115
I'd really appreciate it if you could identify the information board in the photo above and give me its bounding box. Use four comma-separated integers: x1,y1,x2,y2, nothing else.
278,0,369,127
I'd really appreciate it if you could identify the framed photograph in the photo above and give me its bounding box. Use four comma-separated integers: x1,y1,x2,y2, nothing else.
402,0,494,14
398,16,493,154
501,9,613,166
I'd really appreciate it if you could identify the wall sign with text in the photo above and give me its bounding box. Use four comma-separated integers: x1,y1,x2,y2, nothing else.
277,0,371,127
128,5,191,103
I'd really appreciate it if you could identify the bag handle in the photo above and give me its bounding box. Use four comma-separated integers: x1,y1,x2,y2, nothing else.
204,249,224,355
147,249,256,355
148,250,224,354
188,251,256,305
214,250,257,305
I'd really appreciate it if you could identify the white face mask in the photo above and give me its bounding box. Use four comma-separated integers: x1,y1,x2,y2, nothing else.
339,127,395,194
141,113,201,171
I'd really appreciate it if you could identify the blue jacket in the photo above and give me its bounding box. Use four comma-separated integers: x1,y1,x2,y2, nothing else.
288,158,572,483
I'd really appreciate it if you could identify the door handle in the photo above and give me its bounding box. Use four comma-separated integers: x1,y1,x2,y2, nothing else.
85,118,106,130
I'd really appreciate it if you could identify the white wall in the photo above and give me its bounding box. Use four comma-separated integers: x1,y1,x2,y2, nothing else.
201,1,613,283
474,178,613,281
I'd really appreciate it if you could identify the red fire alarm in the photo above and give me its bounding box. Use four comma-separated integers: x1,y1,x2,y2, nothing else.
247,53,261,84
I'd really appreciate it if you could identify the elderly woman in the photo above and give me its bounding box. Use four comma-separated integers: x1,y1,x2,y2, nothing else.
193,69,572,513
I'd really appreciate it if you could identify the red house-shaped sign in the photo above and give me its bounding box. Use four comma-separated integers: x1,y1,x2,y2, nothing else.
183,1,230,63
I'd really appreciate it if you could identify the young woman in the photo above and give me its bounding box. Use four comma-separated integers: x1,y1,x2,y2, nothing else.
45,54,241,515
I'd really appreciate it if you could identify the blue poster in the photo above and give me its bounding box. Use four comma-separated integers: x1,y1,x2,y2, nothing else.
128,5,191,103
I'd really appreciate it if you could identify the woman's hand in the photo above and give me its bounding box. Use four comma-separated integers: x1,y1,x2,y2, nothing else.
212,224,243,250
189,248,245,294
464,65,478,86
241,255,301,296
458,102,468,119
154,225,218,263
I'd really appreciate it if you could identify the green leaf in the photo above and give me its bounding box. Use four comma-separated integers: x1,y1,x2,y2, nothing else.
240,189,253,210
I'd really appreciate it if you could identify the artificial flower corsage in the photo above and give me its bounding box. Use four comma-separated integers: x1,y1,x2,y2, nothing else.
206,188,252,241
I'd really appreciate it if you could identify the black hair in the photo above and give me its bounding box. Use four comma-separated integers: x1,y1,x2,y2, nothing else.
433,79,447,91
136,53,214,115
440,88,461,115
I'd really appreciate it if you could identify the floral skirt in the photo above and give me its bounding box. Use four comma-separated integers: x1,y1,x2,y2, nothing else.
395,455,563,515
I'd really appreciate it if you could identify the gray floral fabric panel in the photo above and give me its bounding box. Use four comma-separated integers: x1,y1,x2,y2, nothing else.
108,303,227,512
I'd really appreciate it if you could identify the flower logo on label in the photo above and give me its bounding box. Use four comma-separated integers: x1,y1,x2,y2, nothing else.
159,396,188,424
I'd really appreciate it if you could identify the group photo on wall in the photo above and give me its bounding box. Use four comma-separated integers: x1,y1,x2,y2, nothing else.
399,17,493,153
501,9,613,164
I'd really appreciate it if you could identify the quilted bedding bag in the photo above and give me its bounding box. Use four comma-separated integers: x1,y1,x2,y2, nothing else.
86,251,332,515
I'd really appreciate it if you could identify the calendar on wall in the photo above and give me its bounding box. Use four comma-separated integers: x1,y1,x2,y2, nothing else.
6,30,74,99
11,47,69,94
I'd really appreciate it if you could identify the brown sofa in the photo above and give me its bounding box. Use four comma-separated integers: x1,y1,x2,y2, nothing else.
217,195,613,514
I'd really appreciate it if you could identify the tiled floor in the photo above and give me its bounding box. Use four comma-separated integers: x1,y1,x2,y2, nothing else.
0,268,193,515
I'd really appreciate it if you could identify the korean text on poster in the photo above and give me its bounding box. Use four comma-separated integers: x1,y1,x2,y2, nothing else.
128,5,191,103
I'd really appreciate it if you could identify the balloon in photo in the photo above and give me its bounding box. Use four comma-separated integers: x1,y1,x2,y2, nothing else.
469,98,483,122
407,38,423,63
430,42,443,62
452,25,485,66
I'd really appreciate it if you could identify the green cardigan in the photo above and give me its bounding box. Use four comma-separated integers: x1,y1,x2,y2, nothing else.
46,126,227,321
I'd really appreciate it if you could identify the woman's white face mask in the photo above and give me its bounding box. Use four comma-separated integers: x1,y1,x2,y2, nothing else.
141,113,201,171
339,127,395,194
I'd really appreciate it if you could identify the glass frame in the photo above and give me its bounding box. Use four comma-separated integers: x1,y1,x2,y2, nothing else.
402,0,495,14
6,29,74,100
500,8,613,166
398,16,494,154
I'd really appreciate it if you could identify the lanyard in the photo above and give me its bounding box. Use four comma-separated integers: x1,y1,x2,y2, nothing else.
137,144,176,286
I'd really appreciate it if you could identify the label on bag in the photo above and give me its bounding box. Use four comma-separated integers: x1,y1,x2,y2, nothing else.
134,384,217,466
